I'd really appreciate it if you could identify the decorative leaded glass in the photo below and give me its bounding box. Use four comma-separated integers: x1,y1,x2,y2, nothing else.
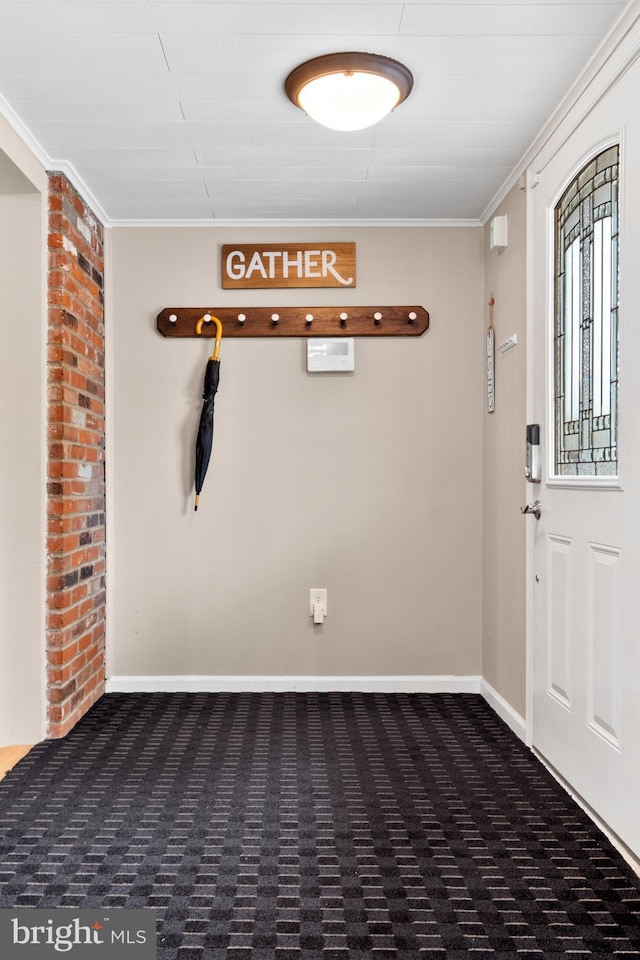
554,146,619,476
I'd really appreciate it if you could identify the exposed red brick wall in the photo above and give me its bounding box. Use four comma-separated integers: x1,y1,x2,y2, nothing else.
46,173,106,738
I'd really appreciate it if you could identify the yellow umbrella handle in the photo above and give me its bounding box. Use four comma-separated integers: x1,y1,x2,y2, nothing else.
195,313,223,360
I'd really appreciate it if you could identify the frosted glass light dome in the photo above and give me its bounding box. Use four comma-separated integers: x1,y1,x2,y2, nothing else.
285,52,413,132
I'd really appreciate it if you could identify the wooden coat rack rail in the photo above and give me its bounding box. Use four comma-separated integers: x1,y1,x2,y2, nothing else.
157,305,429,339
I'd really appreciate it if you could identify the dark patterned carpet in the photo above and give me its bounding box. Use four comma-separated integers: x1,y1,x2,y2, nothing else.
1,692,639,958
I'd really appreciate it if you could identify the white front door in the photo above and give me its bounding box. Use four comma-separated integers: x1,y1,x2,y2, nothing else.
530,140,640,859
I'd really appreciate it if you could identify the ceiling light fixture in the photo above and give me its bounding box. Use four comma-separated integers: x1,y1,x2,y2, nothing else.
285,52,414,132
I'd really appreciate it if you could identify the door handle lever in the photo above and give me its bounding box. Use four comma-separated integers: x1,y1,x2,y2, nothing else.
521,500,541,520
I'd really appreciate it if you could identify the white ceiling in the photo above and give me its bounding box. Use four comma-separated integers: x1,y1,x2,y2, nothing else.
0,0,630,224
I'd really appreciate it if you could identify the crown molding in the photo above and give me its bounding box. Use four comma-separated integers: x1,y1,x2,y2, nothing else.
0,90,49,170
481,0,640,224
48,159,111,226
107,217,482,229
0,91,110,225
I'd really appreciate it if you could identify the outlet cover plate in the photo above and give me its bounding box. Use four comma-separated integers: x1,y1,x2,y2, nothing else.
309,588,328,616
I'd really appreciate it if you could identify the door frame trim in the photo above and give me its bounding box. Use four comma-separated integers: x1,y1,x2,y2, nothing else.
525,167,537,748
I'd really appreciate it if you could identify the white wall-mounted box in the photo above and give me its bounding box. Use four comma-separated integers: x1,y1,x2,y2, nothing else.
307,338,355,372
490,214,508,252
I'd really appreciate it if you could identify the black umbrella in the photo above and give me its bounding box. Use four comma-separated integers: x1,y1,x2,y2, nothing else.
194,314,222,511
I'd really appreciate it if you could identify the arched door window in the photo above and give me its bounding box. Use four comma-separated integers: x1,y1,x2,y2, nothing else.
554,145,619,476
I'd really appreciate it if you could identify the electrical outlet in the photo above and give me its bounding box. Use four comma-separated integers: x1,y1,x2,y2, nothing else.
309,588,328,617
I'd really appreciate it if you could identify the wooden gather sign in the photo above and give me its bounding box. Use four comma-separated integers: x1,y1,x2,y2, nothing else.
221,242,356,289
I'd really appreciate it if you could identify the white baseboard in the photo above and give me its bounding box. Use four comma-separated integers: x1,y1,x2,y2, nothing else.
480,678,526,742
104,675,527,742
105,674,483,694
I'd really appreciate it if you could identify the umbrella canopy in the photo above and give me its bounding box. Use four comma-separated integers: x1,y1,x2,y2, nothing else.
194,314,222,511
